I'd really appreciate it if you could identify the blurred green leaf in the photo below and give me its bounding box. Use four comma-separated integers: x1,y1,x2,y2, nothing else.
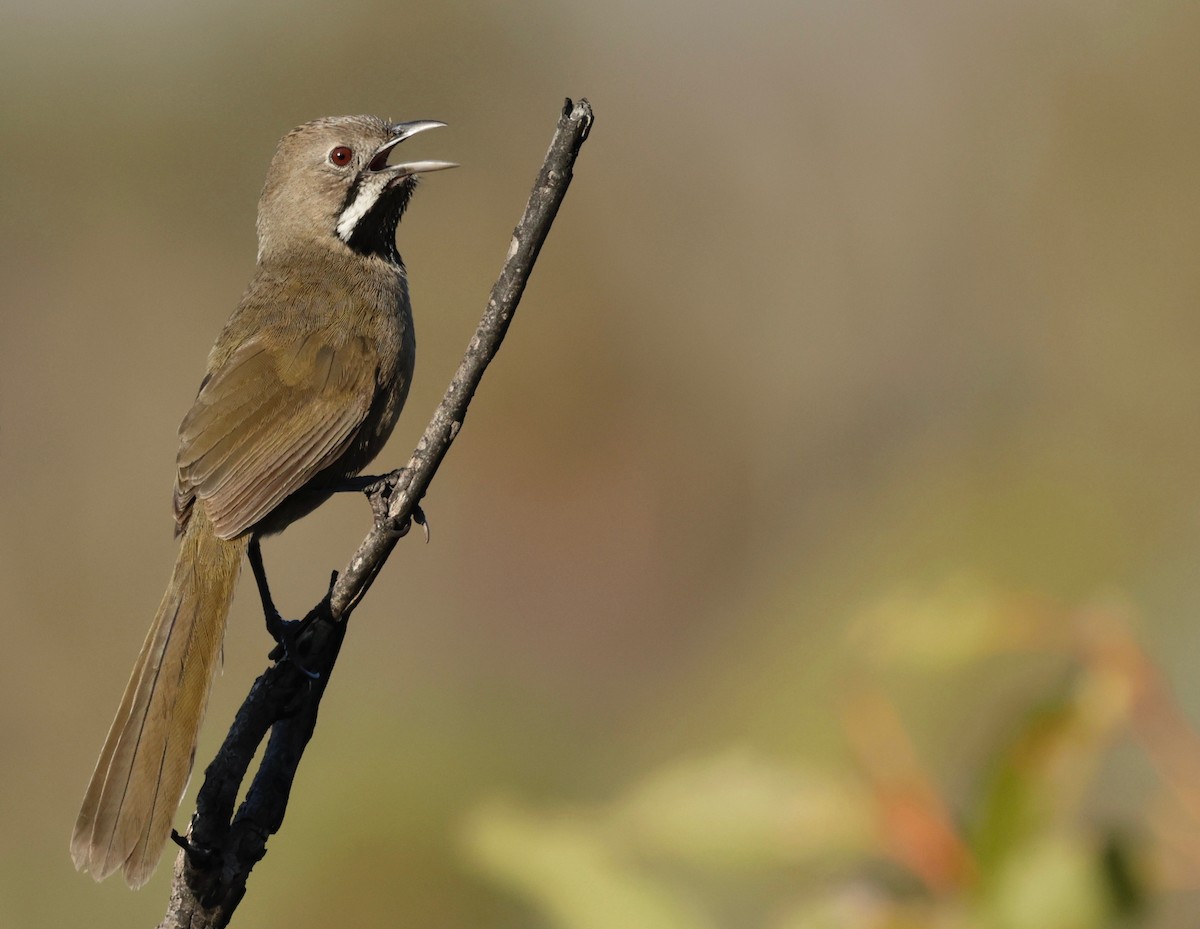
980,833,1108,929
613,750,875,872
847,576,1048,672
462,800,715,929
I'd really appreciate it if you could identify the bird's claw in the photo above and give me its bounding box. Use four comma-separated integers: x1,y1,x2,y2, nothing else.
413,504,431,543
396,504,430,542
170,829,212,866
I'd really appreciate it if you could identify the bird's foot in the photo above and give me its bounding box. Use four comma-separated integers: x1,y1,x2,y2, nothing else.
354,470,430,542
266,612,320,680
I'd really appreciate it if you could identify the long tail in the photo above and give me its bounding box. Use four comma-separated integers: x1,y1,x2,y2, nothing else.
70,509,245,888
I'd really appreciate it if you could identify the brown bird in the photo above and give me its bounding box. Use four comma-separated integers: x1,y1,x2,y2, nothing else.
69,115,456,888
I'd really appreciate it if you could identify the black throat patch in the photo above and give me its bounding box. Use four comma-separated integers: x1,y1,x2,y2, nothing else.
343,179,415,264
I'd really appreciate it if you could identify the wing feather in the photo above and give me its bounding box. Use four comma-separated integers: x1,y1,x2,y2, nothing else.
176,332,377,540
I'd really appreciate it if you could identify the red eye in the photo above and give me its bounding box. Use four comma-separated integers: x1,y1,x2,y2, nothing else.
329,146,354,166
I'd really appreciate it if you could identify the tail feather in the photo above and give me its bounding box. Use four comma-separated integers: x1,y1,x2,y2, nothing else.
71,510,244,888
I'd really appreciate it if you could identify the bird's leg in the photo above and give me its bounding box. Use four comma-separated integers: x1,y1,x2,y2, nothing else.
329,468,405,493
248,537,318,679
247,536,283,637
330,474,382,492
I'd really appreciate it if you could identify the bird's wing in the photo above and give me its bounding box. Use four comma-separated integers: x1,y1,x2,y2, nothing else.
175,330,379,540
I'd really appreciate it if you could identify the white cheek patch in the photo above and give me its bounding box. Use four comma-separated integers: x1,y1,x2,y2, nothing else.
336,174,390,242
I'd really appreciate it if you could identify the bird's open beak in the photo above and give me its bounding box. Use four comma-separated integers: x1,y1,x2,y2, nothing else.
369,120,458,177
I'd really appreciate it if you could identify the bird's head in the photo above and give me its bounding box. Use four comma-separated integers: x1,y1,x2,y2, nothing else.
256,115,456,264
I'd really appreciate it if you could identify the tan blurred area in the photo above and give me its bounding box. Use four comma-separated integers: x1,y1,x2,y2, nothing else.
5,0,1200,926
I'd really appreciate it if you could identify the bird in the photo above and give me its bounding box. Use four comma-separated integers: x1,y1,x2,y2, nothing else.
69,115,456,889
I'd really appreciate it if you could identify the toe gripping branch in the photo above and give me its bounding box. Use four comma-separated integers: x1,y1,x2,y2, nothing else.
338,468,431,540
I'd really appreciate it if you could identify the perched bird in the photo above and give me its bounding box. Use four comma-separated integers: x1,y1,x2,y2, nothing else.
70,115,456,888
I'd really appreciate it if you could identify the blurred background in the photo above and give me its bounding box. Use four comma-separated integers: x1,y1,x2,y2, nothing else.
4,0,1200,926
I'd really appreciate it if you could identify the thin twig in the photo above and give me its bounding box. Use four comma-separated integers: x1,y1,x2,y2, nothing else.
157,97,593,929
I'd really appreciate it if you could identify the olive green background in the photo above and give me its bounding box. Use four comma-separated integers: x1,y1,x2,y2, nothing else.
4,1,1200,926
